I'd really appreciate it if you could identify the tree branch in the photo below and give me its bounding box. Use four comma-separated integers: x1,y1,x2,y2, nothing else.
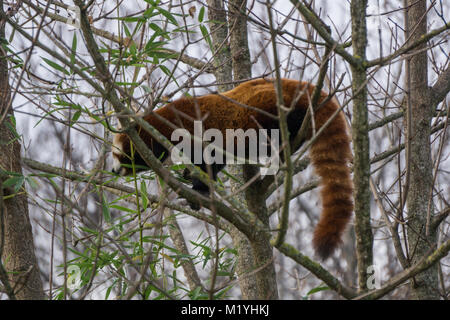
430,64,450,107
23,0,213,72
354,239,450,300
22,157,230,231
276,242,357,299
289,0,360,68
366,23,450,68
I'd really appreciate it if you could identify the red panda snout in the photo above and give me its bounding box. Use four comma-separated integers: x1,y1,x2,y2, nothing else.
111,153,128,176
112,133,130,176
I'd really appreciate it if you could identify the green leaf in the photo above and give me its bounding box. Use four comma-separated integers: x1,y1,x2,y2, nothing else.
118,16,146,23
306,285,330,296
102,194,111,223
110,204,138,214
189,286,202,300
214,285,232,299
143,6,156,19
159,64,172,77
4,116,20,140
141,85,152,93
144,39,166,52
70,110,82,126
221,168,240,183
25,176,39,190
199,25,213,51
148,23,170,40
42,57,70,75
70,33,77,72
79,226,99,235
3,175,25,193
33,106,66,128
105,282,114,300
140,181,149,210
198,6,205,23
9,114,16,126
123,23,132,38
155,7,178,26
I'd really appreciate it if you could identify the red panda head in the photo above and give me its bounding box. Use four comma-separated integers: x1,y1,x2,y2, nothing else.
111,133,133,176
111,132,168,176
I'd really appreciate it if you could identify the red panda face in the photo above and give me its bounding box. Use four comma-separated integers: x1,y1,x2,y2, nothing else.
111,132,162,176
112,133,132,176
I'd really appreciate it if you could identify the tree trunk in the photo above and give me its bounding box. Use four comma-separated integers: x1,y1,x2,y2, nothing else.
404,0,439,300
0,2,45,299
229,0,278,299
227,0,259,299
206,0,232,92
207,0,278,299
350,0,373,293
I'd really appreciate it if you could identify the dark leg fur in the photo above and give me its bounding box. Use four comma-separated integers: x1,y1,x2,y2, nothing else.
186,163,225,210
286,108,306,148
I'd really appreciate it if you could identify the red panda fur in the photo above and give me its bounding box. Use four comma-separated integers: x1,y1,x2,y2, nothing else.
112,78,353,259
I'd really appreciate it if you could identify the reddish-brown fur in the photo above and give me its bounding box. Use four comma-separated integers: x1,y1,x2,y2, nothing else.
112,78,353,259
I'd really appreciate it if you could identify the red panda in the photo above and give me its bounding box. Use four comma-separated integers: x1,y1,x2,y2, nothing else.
112,78,353,259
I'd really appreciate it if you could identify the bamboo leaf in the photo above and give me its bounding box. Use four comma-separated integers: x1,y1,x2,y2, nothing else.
198,6,205,23
42,57,70,75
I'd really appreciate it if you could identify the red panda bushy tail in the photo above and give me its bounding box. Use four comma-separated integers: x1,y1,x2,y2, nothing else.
309,98,353,260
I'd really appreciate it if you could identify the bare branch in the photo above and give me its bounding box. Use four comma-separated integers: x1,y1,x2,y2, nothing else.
355,239,450,300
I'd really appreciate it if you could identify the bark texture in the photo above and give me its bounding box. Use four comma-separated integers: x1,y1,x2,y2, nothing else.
405,0,439,300
350,0,373,292
206,0,232,92
0,1,44,299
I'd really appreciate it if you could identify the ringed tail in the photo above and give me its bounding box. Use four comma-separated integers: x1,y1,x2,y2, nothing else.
308,93,353,259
